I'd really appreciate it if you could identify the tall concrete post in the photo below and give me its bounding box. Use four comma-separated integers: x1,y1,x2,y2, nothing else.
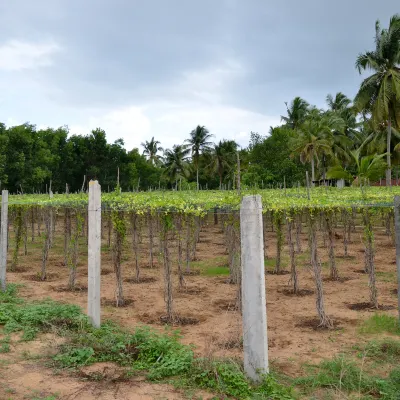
393,196,400,323
0,190,8,291
240,195,269,381
88,180,101,327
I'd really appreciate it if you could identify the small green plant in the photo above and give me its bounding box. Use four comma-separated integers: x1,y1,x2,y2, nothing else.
31,394,59,400
54,347,94,367
178,359,293,399
0,335,11,353
362,339,400,363
360,314,400,335
0,285,87,340
296,355,400,399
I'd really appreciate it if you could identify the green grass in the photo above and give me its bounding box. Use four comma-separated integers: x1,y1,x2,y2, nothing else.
295,356,400,399
360,314,400,335
31,395,59,400
201,266,230,276
375,271,396,283
362,339,400,364
0,284,294,400
191,256,230,276
0,335,11,353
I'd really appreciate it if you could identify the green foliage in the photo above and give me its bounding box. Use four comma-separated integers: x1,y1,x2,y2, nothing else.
0,284,22,304
362,339,400,363
247,127,306,186
11,207,24,270
134,327,194,379
54,347,94,367
182,360,294,399
354,14,400,126
0,335,11,353
296,356,400,399
31,394,59,400
0,285,294,399
0,286,87,340
54,322,193,379
360,314,400,335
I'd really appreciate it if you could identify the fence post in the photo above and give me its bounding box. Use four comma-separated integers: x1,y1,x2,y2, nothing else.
0,190,8,291
88,180,101,327
240,195,269,381
394,196,400,323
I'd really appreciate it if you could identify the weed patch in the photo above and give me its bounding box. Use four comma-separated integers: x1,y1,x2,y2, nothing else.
360,314,400,335
295,356,400,399
0,285,293,399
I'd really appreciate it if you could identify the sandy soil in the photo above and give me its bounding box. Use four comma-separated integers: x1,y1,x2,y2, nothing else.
1,216,398,399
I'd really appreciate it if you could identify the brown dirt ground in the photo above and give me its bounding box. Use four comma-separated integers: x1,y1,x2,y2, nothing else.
1,216,399,399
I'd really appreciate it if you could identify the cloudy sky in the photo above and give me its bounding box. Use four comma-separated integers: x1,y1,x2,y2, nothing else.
0,1,398,150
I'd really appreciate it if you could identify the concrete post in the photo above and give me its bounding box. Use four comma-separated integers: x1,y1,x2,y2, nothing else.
0,190,8,291
88,180,101,327
240,195,269,381
393,196,400,323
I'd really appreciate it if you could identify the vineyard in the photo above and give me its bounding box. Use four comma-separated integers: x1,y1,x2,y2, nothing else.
2,186,400,324
1,186,400,398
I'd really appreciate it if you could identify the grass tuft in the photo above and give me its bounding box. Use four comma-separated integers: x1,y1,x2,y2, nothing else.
363,339,400,363
360,314,400,335
295,355,400,399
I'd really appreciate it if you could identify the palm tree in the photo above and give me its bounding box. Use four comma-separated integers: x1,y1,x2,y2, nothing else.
163,145,190,188
292,109,344,182
327,92,359,140
327,136,387,186
212,140,238,189
185,126,214,190
354,14,400,185
141,137,163,166
326,92,352,112
281,97,310,129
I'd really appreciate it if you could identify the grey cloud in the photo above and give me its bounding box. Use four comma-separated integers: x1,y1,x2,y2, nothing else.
0,0,399,122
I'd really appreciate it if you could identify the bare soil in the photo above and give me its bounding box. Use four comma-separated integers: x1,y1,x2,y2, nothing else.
1,217,399,399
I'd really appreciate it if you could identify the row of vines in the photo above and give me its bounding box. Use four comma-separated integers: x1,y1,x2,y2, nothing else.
3,192,397,328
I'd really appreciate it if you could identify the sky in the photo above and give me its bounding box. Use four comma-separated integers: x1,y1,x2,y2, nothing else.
0,1,398,151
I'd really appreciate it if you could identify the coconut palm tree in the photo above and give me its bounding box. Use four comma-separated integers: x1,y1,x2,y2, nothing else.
354,14,400,185
212,140,238,189
141,137,163,166
327,135,387,186
185,126,214,190
291,109,344,183
281,97,310,129
163,145,190,188
326,92,352,112
327,92,359,139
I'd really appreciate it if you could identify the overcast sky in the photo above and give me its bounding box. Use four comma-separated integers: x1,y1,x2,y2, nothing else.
0,1,398,150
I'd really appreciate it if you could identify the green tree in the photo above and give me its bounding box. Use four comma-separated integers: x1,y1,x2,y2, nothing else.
125,148,163,190
326,92,352,112
327,136,387,186
0,123,8,187
281,97,310,129
185,125,214,190
246,128,305,186
163,145,191,188
212,140,238,189
141,137,163,166
292,110,344,182
354,14,400,185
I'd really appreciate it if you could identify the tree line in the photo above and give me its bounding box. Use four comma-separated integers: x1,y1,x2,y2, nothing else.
1,14,399,193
